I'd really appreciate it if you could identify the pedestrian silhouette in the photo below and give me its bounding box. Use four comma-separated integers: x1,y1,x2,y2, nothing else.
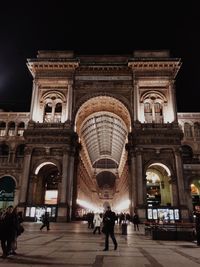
133,212,140,231
93,212,102,234
40,212,50,231
102,206,118,251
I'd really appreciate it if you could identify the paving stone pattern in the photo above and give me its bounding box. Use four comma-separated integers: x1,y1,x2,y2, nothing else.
0,222,200,267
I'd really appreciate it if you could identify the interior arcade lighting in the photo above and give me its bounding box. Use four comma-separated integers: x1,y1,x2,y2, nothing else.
77,199,100,212
115,199,131,213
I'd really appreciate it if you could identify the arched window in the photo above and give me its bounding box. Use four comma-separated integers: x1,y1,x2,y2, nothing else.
8,122,15,136
194,122,200,137
44,102,53,122
54,103,62,122
17,122,25,136
55,103,62,113
0,121,6,136
142,92,164,124
42,91,65,123
184,123,193,137
144,102,152,123
154,102,163,123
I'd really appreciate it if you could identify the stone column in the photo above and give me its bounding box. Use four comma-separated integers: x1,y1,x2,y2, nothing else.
72,156,79,220
134,81,139,121
174,149,187,206
27,175,38,204
60,148,70,203
136,149,144,205
170,178,179,206
57,147,70,222
19,147,32,205
185,185,193,218
67,81,73,121
66,152,75,221
130,150,137,214
169,80,178,122
30,80,39,121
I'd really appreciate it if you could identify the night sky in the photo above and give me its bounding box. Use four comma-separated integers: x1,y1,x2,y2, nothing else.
0,1,200,112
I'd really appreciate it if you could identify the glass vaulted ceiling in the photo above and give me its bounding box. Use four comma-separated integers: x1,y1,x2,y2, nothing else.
80,112,128,166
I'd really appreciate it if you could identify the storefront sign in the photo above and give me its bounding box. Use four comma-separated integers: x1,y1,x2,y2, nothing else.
0,190,14,201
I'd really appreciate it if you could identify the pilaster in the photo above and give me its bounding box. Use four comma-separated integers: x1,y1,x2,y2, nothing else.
174,148,187,206
136,149,144,206
19,147,32,205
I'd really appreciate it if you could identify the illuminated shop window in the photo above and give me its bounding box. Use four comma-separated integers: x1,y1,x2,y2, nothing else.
45,190,58,204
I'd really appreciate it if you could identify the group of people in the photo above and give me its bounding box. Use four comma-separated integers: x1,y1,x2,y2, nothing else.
87,207,118,250
88,207,140,251
0,205,139,257
0,205,24,258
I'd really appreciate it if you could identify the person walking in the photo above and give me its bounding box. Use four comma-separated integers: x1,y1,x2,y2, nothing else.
40,211,50,231
133,212,140,231
102,206,118,251
93,212,102,234
195,210,200,246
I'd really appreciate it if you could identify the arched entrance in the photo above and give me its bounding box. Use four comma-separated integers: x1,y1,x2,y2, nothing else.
146,163,172,207
0,176,16,209
25,162,60,221
74,96,131,216
145,163,180,222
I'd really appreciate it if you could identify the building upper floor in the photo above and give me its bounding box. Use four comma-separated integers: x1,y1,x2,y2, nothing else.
0,50,200,161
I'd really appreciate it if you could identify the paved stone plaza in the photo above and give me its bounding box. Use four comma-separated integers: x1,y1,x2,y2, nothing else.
0,221,200,267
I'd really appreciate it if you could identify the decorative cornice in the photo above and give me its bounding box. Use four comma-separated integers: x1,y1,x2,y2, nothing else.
128,60,181,78
27,60,79,77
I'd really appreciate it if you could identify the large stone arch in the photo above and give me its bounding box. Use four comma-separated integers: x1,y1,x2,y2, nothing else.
144,159,174,179
73,93,132,128
73,95,131,213
28,161,60,207
32,160,61,176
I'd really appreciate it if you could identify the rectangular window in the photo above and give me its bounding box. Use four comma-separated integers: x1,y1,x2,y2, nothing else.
45,190,58,204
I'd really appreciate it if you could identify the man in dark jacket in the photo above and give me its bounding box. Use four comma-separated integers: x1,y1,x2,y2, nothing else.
40,212,50,231
133,213,140,231
0,205,15,258
102,206,118,251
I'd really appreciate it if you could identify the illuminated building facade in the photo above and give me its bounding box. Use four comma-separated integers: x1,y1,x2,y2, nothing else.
0,50,200,222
